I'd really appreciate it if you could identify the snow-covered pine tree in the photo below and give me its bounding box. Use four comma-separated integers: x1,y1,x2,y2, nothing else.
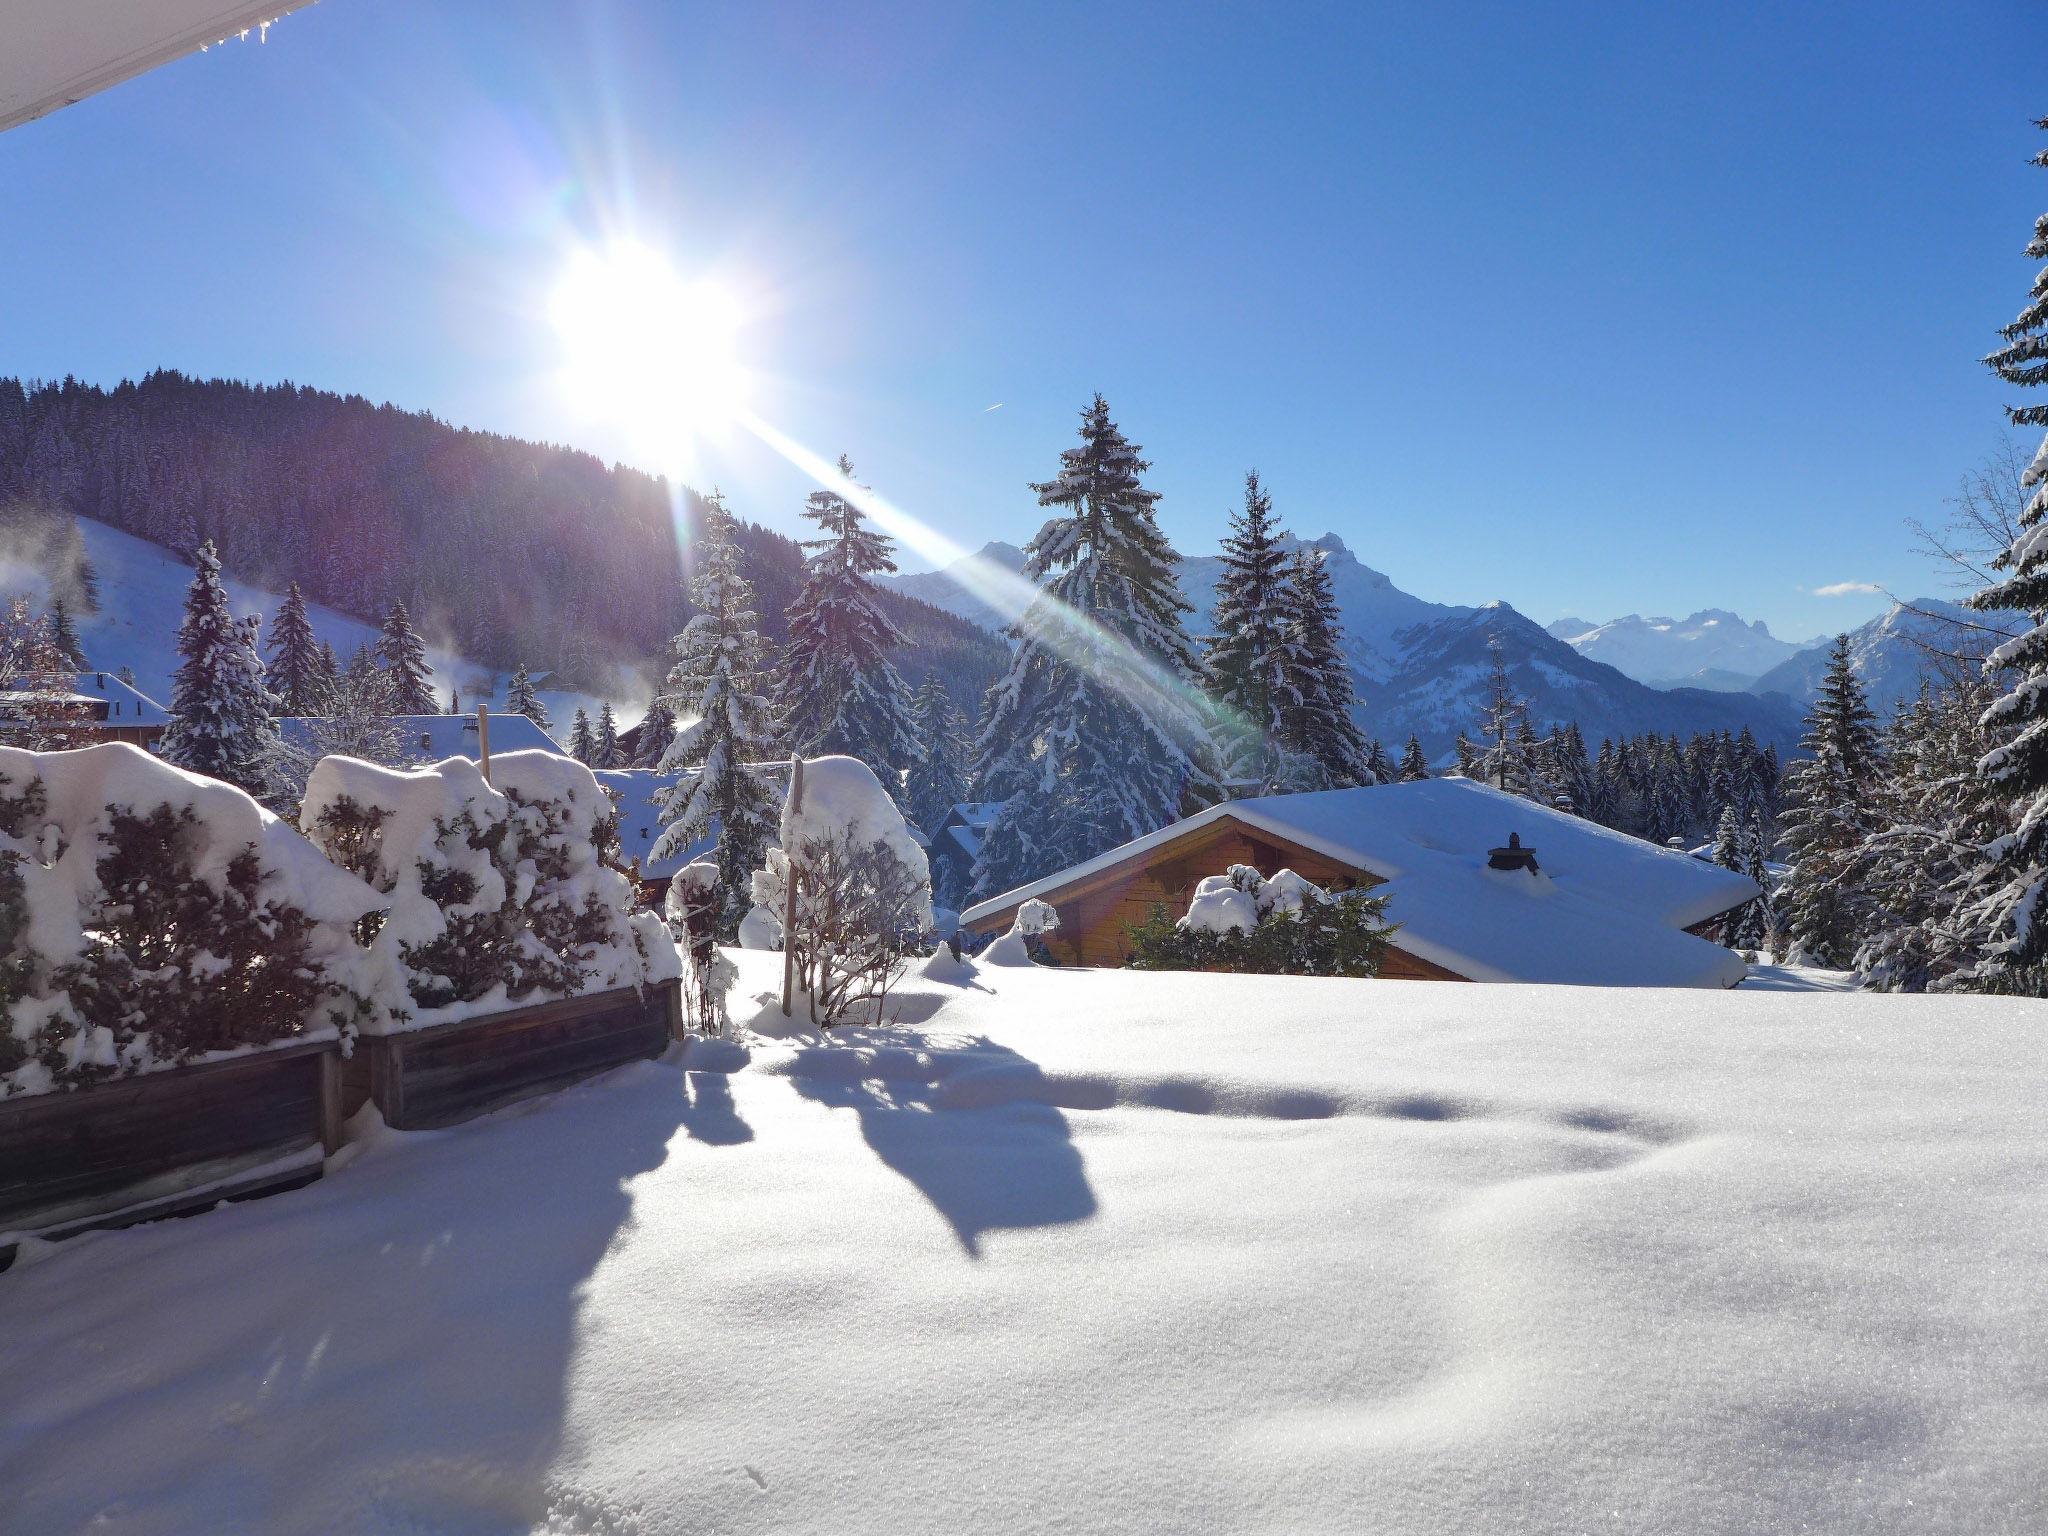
266,583,322,715
1276,544,1376,787
1398,735,1430,781
593,702,621,768
776,457,918,798
651,491,779,934
316,641,340,697
1712,804,1743,874
1454,732,1478,777
1776,635,1882,968
48,596,84,669
1365,739,1395,785
1730,805,1774,952
907,675,971,837
1203,471,1297,785
635,701,676,767
1471,635,1546,800
569,707,594,763
505,664,551,731
973,395,1215,894
1957,120,2048,992
160,541,279,794
377,600,436,714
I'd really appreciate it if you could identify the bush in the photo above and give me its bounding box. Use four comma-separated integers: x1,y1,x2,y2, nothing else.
300,751,677,1018
0,743,386,1097
1124,864,1394,977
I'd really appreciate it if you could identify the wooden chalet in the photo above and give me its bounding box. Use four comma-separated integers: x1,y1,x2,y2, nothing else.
961,778,1761,989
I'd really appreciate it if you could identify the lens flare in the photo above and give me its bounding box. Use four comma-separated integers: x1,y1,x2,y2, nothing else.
550,240,746,476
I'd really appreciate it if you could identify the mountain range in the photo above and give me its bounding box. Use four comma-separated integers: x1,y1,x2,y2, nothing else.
1545,611,1817,690
882,535,1809,759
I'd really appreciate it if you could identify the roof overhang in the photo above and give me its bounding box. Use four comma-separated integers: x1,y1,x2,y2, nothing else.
1,1,316,133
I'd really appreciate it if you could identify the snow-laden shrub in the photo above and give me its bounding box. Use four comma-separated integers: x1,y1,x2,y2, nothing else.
980,897,1060,967
665,857,737,1035
0,742,387,1097
747,755,930,1024
301,750,678,1022
1125,864,1394,977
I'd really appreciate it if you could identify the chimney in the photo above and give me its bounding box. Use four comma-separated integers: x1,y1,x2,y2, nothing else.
1487,831,1540,874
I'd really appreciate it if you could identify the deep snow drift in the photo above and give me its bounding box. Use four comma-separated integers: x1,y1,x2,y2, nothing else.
2,953,2044,1534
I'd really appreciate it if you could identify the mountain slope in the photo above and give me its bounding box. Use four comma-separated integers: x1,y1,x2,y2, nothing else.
887,533,1804,757
1749,598,2019,713
1548,610,1808,688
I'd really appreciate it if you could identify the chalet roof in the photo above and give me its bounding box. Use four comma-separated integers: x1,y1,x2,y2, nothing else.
73,671,169,725
596,764,794,882
962,778,1761,989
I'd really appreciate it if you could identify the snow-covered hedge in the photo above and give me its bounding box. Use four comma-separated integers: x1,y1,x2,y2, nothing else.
301,751,678,1026
1125,864,1395,977
0,743,387,1098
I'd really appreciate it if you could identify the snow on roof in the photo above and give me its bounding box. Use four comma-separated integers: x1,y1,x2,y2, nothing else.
947,801,1005,827
963,778,1760,989
277,712,564,763
71,670,169,724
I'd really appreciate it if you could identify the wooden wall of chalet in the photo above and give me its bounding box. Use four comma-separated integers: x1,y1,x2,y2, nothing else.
986,818,1364,968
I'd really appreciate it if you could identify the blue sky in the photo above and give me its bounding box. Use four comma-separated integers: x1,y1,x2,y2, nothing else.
1,0,2039,639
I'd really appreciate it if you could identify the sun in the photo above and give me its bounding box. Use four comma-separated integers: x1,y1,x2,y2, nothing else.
549,241,747,474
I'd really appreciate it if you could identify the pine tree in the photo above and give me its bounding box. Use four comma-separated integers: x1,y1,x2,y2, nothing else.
1958,118,2048,991
377,600,435,714
569,707,594,763
48,596,84,669
1398,735,1429,781
266,583,322,715
1730,805,1774,953
651,492,779,933
776,458,918,798
1777,636,1882,968
593,702,621,768
1471,635,1546,800
635,701,676,767
316,641,340,698
907,676,971,837
972,396,1215,894
1203,471,1296,785
1275,545,1376,787
505,664,551,731
160,541,279,793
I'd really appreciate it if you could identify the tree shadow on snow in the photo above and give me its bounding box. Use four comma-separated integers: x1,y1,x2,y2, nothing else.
785,1032,1096,1258
678,1059,753,1147
0,1058,689,1534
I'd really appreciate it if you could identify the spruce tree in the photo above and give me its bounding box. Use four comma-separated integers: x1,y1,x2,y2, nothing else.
266,583,322,715
635,700,676,767
505,664,551,731
569,707,595,763
1960,118,2048,991
651,492,779,933
1777,636,1882,967
316,641,340,698
1471,635,1546,800
160,541,279,794
1398,735,1429,781
1276,545,1376,787
49,596,84,669
775,458,918,798
593,702,621,768
1203,471,1296,785
973,395,1215,893
377,600,436,714
907,676,971,837
1730,805,1774,953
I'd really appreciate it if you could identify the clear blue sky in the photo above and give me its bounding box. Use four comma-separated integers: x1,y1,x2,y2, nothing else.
1,0,2039,639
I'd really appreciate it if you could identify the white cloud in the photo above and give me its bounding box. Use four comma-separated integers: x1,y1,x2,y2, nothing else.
1812,580,1883,598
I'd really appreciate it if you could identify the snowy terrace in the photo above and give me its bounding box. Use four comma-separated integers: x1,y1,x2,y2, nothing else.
3,948,2043,1533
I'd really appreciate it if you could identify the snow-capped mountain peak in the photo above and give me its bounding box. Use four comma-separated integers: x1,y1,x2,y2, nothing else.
1551,608,1806,689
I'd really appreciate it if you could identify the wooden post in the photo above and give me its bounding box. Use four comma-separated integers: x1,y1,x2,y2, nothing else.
317,1048,346,1156
780,756,803,1017
476,703,492,785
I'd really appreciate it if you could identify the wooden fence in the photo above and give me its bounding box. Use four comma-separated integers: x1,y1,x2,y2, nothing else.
0,979,684,1270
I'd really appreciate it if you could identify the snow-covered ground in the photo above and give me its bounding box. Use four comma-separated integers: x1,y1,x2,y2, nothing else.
3,953,2044,1534
46,516,626,735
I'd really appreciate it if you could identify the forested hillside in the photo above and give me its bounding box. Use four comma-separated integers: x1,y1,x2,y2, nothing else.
0,372,1003,702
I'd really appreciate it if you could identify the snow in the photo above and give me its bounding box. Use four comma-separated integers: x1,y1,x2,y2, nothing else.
277,711,564,764
53,515,628,737
979,896,1059,966
1183,879,1259,934
783,755,924,878
966,779,1758,988
0,741,386,1095
3,953,2044,1533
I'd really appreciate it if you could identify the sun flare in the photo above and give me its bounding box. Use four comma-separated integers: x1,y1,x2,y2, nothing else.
549,241,747,474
